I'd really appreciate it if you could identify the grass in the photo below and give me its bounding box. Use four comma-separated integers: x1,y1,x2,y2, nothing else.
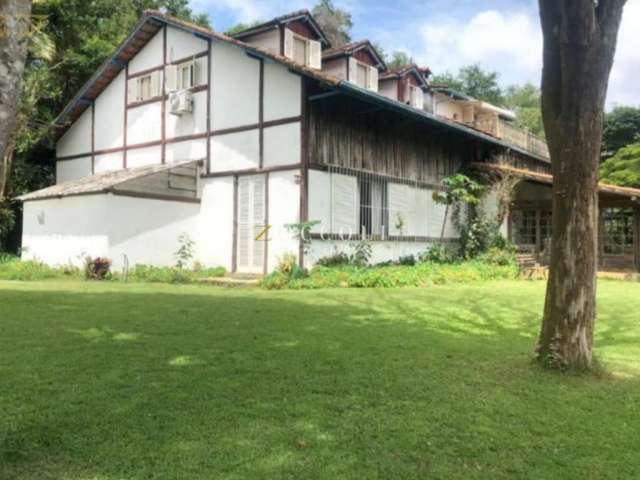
1,280,640,479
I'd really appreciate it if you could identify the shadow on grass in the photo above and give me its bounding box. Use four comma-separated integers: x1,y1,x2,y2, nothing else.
2,283,640,479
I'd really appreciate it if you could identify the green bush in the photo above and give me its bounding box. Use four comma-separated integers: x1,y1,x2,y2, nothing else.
316,251,350,267
125,264,226,284
419,243,457,264
261,260,519,290
0,259,78,281
478,247,517,266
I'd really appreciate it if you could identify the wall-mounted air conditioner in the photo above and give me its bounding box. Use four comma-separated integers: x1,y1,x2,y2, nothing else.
168,90,193,116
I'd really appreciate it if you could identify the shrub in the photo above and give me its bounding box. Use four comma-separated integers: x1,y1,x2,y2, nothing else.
478,247,517,266
174,233,196,268
277,252,298,275
349,241,372,267
85,257,112,280
316,251,350,267
0,259,67,281
126,264,226,284
419,243,456,264
398,255,416,266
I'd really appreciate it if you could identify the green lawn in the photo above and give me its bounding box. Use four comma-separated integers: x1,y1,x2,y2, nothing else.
1,280,640,479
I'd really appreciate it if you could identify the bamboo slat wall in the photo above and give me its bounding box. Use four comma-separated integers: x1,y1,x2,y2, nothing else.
489,150,552,174
308,96,472,184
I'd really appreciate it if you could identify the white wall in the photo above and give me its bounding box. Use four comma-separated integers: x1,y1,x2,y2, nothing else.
166,90,207,138
167,26,207,62
128,103,162,145
129,29,164,75
196,176,234,270
263,123,301,167
210,130,259,172
242,28,281,55
127,146,162,168
166,139,207,164
379,79,398,101
263,61,301,121
57,107,92,159
94,70,125,151
94,152,123,173
22,194,200,270
322,58,347,81
211,41,260,130
267,170,301,271
57,157,92,183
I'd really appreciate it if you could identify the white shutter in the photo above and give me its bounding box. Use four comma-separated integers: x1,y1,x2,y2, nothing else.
368,66,378,92
237,178,250,268
413,87,424,108
308,40,321,69
284,28,294,59
252,176,266,269
388,183,409,236
191,59,199,86
127,78,136,103
165,64,178,92
348,57,358,83
150,70,161,97
331,173,358,236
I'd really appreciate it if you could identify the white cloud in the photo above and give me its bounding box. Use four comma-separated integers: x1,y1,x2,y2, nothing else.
419,9,542,87
608,0,640,108
416,2,640,109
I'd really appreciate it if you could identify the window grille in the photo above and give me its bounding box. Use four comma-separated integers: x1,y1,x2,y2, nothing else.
601,208,634,256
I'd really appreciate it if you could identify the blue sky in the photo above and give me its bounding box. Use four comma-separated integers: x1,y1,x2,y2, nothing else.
191,0,640,108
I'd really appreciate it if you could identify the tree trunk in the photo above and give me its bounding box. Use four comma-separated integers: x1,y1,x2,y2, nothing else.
0,0,32,200
536,0,627,369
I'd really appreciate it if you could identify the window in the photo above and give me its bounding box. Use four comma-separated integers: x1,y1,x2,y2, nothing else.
129,71,160,103
284,28,322,69
408,85,424,108
356,63,368,87
179,62,194,89
139,75,152,101
359,176,387,237
165,61,197,93
601,208,634,256
348,58,379,91
512,210,537,245
539,210,553,242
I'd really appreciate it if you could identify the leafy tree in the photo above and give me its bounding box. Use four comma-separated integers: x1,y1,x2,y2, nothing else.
504,83,544,137
599,143,640,188
537,0,627,370
224,21,261,36
312,0,352,47
602,106,640,156
432,64,504,106
384,51,415,70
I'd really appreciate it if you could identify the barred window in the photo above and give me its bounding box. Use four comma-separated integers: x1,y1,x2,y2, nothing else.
601,208,634,256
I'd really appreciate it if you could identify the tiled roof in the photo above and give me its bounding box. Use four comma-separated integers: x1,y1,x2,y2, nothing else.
322,40,386,68
18,160,201,202
471,163,640,199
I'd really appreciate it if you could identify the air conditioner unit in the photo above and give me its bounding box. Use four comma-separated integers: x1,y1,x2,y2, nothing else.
168,90,193,116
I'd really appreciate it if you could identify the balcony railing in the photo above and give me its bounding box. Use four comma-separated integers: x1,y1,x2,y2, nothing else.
471,117,549,159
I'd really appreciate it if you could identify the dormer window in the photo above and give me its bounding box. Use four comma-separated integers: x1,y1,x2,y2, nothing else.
348,58,379,92
284,28,321,69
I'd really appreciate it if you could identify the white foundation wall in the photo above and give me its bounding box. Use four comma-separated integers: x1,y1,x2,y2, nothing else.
196,177,234,271
22,194,200,270
57,157,92,183
307,240,440,267
267,170,301,271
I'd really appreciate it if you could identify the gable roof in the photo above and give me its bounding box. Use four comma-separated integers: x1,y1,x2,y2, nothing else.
322,40,387,69
231,10,331,47
54,11,548,165
380,64,429,88
471,163,640,199
18,160,202,202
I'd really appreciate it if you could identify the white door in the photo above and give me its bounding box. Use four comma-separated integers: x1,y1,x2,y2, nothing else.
237,175,266,274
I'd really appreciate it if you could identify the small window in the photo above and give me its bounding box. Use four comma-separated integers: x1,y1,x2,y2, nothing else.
139,75,152,101
293,36,307,65
356,63,368,87
178,61,194,90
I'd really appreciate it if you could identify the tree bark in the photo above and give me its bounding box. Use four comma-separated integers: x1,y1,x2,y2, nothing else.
0,0,31,201
537,0,627,369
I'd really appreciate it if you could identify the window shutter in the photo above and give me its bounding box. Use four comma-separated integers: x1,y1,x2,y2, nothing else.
127,79,136,103
252,176,266,268
191,60,199,86
150,71,161,97
414,87,424,108
348,57,358,83
284,28,294,59
331,173,358,235
308,40,321,69
368,66,378,92
165,64,178,92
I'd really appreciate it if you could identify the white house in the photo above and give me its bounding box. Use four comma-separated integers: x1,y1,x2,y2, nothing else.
23,10,609,275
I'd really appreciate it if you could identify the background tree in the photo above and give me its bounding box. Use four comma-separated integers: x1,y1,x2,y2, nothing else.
432,64,504,106
504,83,545,137
385,51,415,70
312,0,352,47
536,0,627,369
599,143,640,187
602,105,640,157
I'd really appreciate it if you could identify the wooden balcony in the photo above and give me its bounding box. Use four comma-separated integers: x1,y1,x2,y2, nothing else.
472,117,549,159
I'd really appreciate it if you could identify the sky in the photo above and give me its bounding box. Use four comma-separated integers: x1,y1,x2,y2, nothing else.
191,0,640,109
